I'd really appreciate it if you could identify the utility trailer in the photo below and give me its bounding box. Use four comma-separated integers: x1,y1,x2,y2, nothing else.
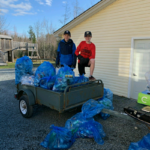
14,79,150,126
15,80,104,118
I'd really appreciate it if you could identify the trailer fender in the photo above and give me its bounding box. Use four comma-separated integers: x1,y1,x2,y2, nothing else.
18,89,35,106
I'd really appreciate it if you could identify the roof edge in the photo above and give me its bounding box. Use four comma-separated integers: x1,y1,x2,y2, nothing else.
0,35,12,39
54,0,116,37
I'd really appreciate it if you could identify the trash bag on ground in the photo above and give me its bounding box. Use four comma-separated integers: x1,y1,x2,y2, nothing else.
40,125,75,150
34,61,56,87
99,98,114,110
40,76,56,90
65,112,105,145
81,99,104,119
76,120,105,145
98,98,114,120
74,75,89,84
21,75,34,86
15,56,33,84
53,65,75,92
128,133,150,150
99,112,110,120
65,112,91,131
103,88,113,101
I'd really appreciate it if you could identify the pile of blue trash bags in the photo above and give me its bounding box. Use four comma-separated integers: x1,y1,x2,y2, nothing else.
128,133,150,150
41,93,114,150
15,56,33,84
52,65,75,92
34,61,56,89
15,56,89,91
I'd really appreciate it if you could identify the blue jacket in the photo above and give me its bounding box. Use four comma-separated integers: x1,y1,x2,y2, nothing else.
56,39,77,67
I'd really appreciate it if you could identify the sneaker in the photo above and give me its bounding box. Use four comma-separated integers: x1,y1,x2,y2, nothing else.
89,76,96,81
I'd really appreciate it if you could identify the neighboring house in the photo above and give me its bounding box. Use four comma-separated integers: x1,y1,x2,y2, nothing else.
0,35,39,65
54,0,150,99
0,35,13,64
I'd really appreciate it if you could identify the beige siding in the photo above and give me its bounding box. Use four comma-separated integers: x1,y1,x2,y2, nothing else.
69,0,150,97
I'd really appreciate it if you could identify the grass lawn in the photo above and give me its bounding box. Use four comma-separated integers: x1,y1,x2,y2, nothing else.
0,60,55,69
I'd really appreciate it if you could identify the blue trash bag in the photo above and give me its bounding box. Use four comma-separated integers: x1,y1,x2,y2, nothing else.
65,112,92,131
53,65,75,92
65,112,105,145
98,98,114,120
15,56,33,84
74,75,89,84
34,61,56,87
40,125,76,150
76,120,106,145
81,99,104,119
142,90,150,95
128,134,150,150
99,113,110,120
99,98,114,110
40,76,56,90
104,88,113,101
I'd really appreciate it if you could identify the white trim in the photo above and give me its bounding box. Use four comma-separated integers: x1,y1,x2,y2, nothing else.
128,37,150,98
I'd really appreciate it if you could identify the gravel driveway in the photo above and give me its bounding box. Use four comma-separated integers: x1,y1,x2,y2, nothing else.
0,69,149,150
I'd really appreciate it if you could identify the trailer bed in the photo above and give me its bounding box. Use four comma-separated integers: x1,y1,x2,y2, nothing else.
17,80,104,113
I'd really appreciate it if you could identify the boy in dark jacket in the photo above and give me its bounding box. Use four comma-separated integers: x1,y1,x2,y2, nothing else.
56,30,77,68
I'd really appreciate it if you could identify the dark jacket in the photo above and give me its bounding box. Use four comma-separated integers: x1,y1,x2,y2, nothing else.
56,39,77,67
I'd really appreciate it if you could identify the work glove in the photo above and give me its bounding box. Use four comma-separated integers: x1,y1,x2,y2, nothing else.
78,55,89,65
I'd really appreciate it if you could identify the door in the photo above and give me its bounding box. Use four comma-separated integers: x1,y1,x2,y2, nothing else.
8,51,12,62
131,39,150,99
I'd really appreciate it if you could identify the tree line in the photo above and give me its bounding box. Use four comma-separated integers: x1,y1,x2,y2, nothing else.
0,0,95,60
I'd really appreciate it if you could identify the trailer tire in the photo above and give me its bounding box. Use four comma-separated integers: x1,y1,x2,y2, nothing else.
19,95,33,118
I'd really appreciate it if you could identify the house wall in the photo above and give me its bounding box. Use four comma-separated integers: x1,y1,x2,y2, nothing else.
68,0,150,97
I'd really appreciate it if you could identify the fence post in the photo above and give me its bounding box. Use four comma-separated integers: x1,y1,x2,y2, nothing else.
0,39,1,50
26,42,28,56
3,39,7,63
11,40,14,62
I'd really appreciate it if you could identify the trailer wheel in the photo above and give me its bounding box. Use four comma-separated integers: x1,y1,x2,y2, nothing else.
19,95,33,118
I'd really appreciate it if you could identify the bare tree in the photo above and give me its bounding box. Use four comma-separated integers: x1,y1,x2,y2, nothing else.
22,32,29,42
13,26,18,41
49,22,55,34
59,2,70,25
0,7,9,34
34,21,40,42
7,17,57,60
0,15,8,34
73,0,83,18
43,20,54,34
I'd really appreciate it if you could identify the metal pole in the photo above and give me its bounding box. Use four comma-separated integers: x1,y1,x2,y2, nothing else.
44,40,45,59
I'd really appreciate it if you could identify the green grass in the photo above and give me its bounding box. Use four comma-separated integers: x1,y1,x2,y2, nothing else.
0,62,16,69
0,60,55,69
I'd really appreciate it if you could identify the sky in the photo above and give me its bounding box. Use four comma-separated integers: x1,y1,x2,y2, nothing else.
0,0,100,35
